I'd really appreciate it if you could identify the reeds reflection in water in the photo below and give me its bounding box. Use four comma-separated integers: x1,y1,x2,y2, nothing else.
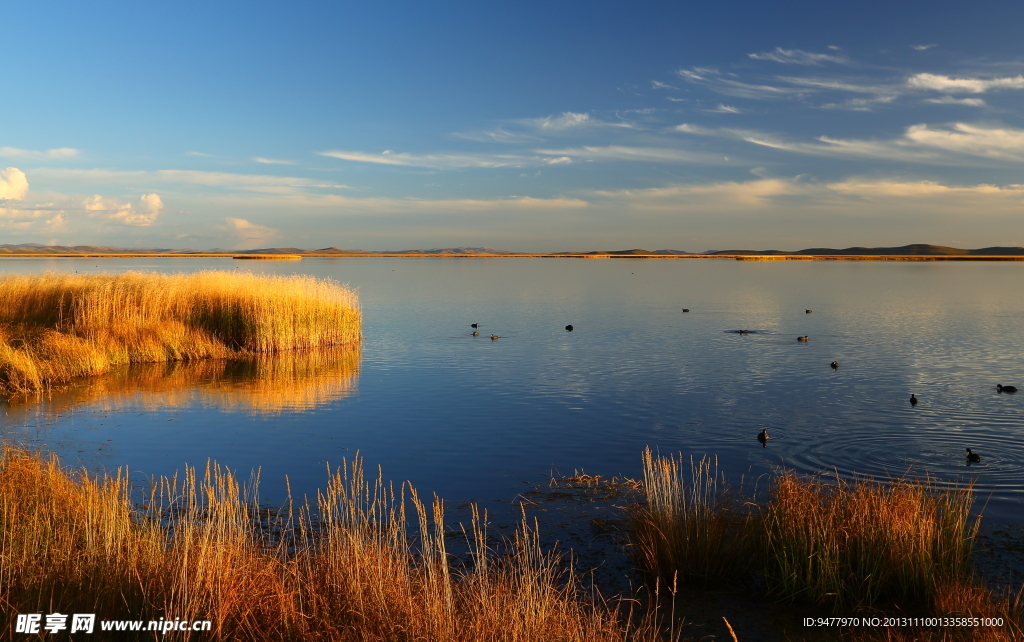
2,345,361,417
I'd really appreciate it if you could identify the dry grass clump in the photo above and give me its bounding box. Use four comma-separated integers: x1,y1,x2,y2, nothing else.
0,446,659,642
630,448,754,587
0,271,360,393
630,451,1014,616
762,472,978,608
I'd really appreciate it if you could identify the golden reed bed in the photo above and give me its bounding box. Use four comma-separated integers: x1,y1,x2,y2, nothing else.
0,271,361,394
0,447,659,642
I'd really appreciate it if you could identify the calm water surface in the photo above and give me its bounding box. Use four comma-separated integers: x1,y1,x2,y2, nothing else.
2,257,1023,522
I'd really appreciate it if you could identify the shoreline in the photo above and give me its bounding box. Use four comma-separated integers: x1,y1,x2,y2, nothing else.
3,252,1024,261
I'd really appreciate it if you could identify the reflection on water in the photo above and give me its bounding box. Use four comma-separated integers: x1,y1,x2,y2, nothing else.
3,346,360,418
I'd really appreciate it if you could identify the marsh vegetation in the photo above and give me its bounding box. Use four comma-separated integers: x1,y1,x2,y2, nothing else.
0,271,361,394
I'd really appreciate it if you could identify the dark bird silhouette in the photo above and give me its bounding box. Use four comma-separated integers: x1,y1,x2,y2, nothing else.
682,308,690,312
471,323,479,328
831,361,839,369
797,336,809,342
966,448,981,463
805,309,812,314
997,384,1018,393
490,334,499,340
565,325,574,332
738,329,750,334
910,394,918,406
757,429,770,447
472,331,479,336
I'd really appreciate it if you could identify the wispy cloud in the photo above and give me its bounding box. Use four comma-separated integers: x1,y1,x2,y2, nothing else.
319,149,543,169
0,147,79,160
675,67,805,99
34,168,351,194
534,145,723,164
652,80,678,90
223,216,278,246
707,104,741,114
912,44,937,51
907,73,1024,93
748,47,849,65
253,157,296,165
924,96,986,107
676,121,1024,165
450,127,542,143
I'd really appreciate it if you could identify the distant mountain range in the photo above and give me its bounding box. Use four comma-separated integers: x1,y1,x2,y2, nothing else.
1,243,1023,256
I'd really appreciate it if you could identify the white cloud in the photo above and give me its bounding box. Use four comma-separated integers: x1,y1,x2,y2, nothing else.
706,104,741,114
533,112,591,129
924,96,986,107
652,80,678,90
253,157,296,165
0,147,79,160
907,73,1024,93
533,145,722,164
86,193,164,226
450,127,542,143
902,123,1024,161
912,44,937,51
675,67,805,99
319,149,540,169
680,120,1024,166
224,217,278,245
0,167,29,200
748,47,849,65
34,168,351,195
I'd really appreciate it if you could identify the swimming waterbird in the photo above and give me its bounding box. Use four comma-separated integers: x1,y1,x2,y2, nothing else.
797,336,809,341
997,384,1018,393
910,394,918,406
682,308,690,312
966,448,981,463
490,334,499,340
472,331,479,336
831,361,839,369
757,429,769,447
471,323,479,328
565,325,574,332
805,309,812,313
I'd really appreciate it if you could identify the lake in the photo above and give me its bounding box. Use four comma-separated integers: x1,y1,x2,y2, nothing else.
2,257,1023,526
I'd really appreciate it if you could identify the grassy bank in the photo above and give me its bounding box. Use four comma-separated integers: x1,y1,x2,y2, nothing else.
0,447,663,642
631,448,1023,640
0,271,360,394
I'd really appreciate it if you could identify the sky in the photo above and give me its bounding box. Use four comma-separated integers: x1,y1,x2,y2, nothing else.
1,1,1023,252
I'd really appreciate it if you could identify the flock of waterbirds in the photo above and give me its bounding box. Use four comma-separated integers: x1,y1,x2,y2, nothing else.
469,306,1014,465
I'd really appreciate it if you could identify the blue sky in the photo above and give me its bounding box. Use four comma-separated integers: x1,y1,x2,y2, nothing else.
1,1,1023,251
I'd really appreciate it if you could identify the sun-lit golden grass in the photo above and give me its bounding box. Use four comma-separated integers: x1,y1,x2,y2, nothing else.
630,451,1018,617
0,447,663,642
0,271,361,394
761,471,978,608
630,449,754,588
3,346,361,418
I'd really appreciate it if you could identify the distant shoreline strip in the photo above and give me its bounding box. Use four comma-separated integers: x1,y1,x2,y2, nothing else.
3,253,1024,261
